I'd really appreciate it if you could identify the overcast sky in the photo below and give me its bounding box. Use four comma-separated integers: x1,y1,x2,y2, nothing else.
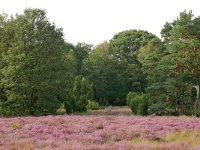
1,0,200,45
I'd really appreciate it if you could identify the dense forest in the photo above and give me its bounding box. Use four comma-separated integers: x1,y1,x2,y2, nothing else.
0,9,199,116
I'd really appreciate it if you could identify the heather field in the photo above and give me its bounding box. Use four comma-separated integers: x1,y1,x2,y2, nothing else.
1,107,200,150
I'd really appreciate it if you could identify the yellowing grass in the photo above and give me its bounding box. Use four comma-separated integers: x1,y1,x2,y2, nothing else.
164,130,200,148
129,136,162,146
129,130,200,149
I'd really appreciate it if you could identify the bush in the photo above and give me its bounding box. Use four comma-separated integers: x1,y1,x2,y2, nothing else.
64,96,77,114
130,97,138,114
76,95,88,112
137,94,148,116
148,102,168,115
66,76,93,113
129,93,148,116
64,95,89,113
64,101,72,114
86,100,101,110
126,92,138,106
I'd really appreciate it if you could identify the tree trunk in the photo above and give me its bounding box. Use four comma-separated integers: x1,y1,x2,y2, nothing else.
193,46,199,115
193,46,198,81
194,84,199,115
189,85,200,115
189,86,194,115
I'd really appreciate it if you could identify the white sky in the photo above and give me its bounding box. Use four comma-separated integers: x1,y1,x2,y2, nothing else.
1,0,200,45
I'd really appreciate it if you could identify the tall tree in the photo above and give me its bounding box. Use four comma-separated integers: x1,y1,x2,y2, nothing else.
110,30,157,92
149,11,200,115
138,37,166,85
0,9,69,116
83,42,128,105
74,43,93,75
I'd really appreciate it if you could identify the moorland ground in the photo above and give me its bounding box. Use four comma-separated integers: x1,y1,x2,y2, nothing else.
0,107,200,150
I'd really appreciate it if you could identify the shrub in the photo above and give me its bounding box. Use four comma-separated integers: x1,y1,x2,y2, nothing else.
148,102,168,115
86,100,101,110
64,96,77,114
137,94,148,116
129,93,148,116
130,97,138,114
126,92,138,106
76,95,88,112
64,101,72,114
66,76,93,113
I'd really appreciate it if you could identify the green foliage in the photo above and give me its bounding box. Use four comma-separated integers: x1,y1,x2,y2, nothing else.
84,30,157,106
64,101,72,114
83,42,128,105
86,100,101,110
76,94,88,112
34,94,61,116
1,9,200,117
129,93,148,116
110,30,157,92
126,92,138,106
136,94,148,116
110,30,156,63
0,8,70,116
147,10,200,116
161,22,173,44
74,43,93,75
113,98,123,106
64,96,76,114
129,96,138,114
64,76,93,113
147,102,168,116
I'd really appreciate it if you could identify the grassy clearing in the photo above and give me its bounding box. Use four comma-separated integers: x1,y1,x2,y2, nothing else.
57,106,133,116
129,130,200,149
84,106,133,116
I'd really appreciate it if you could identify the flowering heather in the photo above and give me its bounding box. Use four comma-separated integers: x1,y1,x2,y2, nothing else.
0,113,200,149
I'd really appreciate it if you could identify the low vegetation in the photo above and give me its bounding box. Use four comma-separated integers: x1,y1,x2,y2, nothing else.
1,114,200,149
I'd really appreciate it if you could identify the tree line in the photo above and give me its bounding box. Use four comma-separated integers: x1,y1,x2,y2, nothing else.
0,9,199,116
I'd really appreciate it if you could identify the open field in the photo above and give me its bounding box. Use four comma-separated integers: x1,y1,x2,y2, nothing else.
77,106,133,116
1,107,200,150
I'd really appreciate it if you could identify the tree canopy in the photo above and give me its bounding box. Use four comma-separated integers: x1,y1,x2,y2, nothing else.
0,9,69,115
0,9,200,116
